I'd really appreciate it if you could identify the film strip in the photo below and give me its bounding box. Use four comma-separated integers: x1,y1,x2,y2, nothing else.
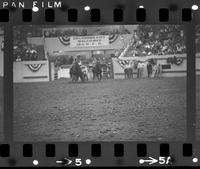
0,143,200,166
0,4,196,23
0,0,200,167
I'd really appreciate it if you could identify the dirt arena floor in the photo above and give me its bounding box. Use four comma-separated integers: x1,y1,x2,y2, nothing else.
0,77,3,140
13,77,192,142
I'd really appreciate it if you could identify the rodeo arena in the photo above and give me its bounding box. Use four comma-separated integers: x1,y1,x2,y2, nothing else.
13,25,200,141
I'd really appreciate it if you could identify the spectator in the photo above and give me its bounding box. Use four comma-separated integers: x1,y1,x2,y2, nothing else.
129,25,186,56
30,48,38,61
16,55,22,62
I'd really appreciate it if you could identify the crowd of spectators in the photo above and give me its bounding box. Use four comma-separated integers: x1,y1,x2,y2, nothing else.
196,25,200,52
13,42,39,61
127,25,186,56
14,27,42,61
13,25,188,62
13,39,46,62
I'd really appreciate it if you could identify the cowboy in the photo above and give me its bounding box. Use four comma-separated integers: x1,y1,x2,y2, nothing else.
124,61,133,79
73,58,79,67
137,61,144,78
78,60,82,66
147,60,153,78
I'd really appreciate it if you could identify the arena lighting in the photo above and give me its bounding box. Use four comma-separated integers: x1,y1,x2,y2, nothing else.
32,6,39,12
84,6,91,11
192,5,199,10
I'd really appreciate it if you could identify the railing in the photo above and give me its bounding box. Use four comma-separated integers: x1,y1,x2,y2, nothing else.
13,60,50,83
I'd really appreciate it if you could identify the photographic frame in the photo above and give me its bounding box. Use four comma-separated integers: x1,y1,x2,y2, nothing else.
0,0,199,167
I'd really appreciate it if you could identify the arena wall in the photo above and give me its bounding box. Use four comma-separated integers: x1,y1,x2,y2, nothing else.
13,61,50,83
113,54,200,79
57,66,71,79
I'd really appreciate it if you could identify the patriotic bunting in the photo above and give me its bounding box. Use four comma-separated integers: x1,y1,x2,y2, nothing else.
26,64,43,72
58,36,70,46
166,56,184,66
117,60,134,69
109,34,119,43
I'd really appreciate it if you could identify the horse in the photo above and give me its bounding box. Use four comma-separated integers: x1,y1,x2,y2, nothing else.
147,62,153,78
92,62,102,81
70,62,85,82
124,68,133,79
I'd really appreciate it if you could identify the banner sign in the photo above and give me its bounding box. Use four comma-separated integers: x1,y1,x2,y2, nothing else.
58,34,119,46
70,35,109,48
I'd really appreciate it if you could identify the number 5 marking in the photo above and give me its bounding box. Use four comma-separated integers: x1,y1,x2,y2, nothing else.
75,158,82,166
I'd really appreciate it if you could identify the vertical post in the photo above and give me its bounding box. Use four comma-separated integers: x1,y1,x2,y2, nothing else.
4,25,13,142
51,62,55,81
186,23,196,141
49,60,52,81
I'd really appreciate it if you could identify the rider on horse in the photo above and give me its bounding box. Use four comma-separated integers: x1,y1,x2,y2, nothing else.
70,58,81,82
70,58,88,82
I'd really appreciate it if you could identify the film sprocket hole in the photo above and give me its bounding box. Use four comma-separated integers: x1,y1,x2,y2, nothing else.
0,0,200,167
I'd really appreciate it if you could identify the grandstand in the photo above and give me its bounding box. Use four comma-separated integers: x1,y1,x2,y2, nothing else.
13,25,187,59
13,25,192,82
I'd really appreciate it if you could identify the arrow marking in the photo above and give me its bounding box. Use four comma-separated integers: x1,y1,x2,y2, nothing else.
139,157,158,165
56,158,73,166
64,158,73,165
